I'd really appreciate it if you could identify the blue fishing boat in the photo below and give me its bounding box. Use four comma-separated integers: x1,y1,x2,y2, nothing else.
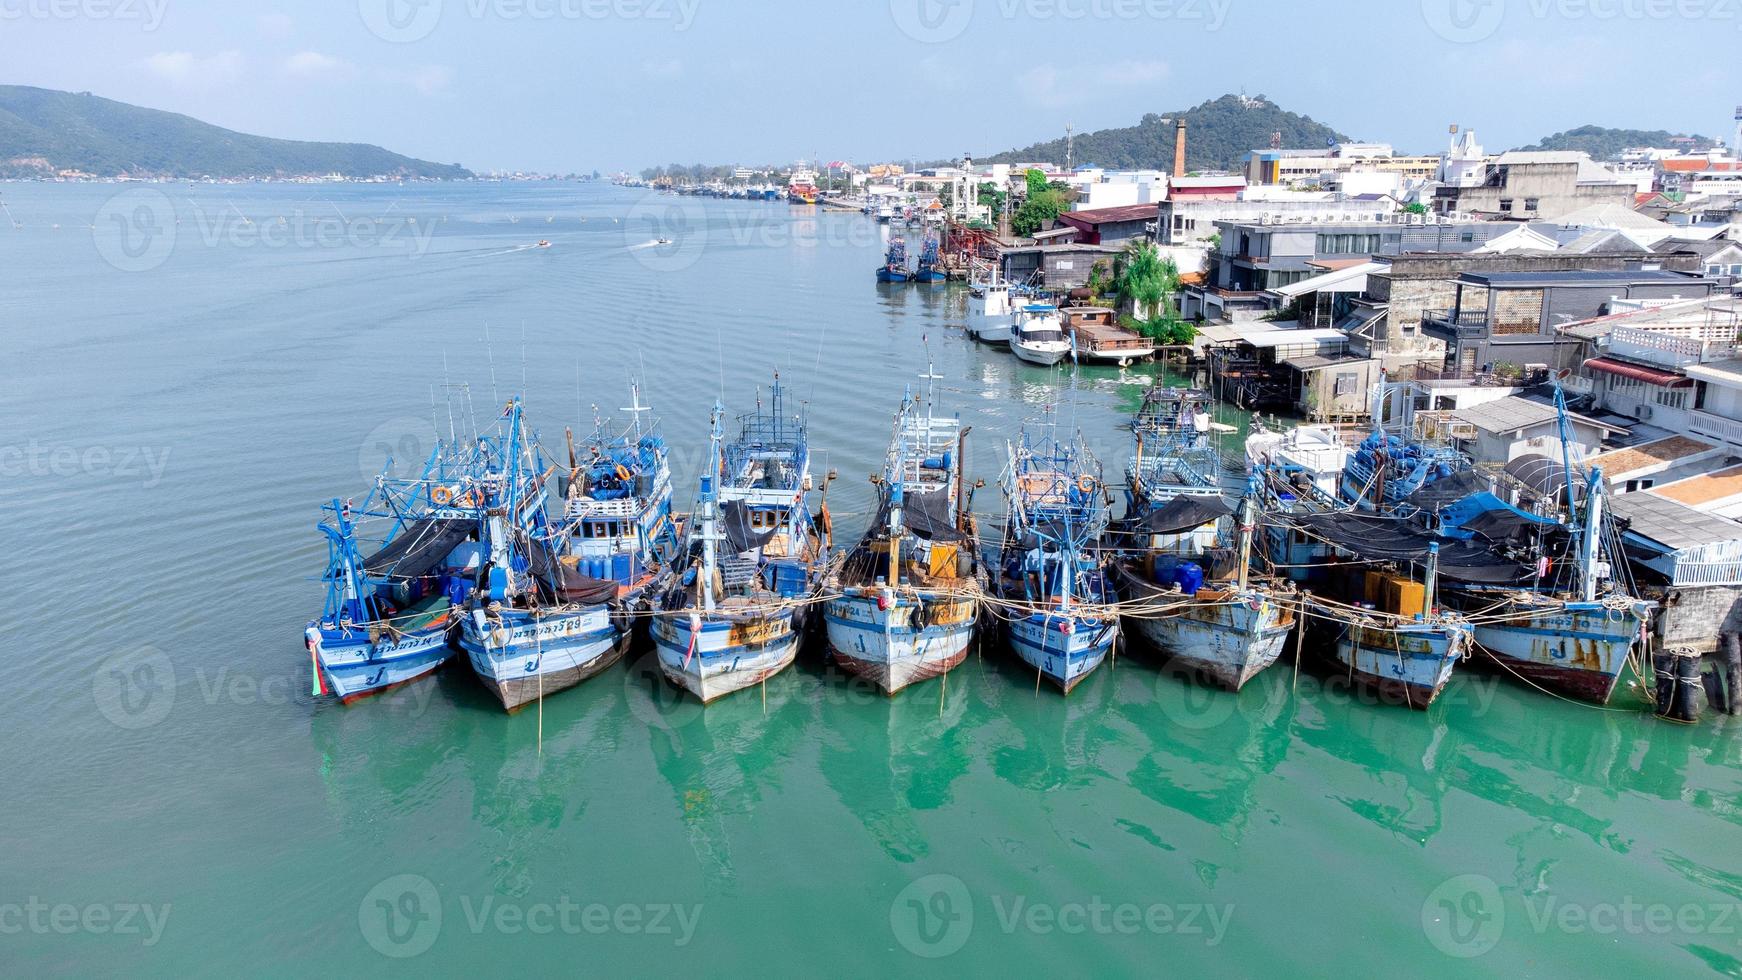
992,424,1119,693
459,398,631,712
306,497,469,703
1111,386,1297,691
653,377,829,703
877,235,912,283
1334,382,1651,704
1250,427,1474,708
556,383,682,617
305,402,539,703
912,232,947,282
823,364,986,694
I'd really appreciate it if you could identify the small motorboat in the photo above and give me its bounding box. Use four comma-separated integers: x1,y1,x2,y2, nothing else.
655,237,673,245
535,240,551,248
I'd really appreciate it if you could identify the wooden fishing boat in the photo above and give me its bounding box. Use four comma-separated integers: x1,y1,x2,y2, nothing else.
991,425,1118,693
459,398,633,712
652,377,829,703
822,365,987,694
1111,386,1295,691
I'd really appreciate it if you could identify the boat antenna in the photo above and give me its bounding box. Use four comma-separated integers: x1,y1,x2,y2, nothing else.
622,379,651,441
442,350,457,444
484,323,499,408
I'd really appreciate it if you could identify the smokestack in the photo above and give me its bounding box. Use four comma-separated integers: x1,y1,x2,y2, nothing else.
1173,119,1187,177
1734,105,1742,158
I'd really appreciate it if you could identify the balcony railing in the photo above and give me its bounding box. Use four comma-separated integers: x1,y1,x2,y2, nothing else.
1608,325,1737,369
1689,409,1742,448
1423,308,1490,327
1421,309,1490,337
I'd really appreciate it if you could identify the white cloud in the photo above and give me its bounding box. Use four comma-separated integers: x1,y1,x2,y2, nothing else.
140,51,244,88
376,65,454,96
283,51,358,81
641,58,684,80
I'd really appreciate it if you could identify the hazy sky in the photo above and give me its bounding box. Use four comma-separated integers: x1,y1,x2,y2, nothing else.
2,0,1737,171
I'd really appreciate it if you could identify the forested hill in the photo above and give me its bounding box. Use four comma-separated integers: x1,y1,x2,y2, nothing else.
983,94,1350,173
0,85,470,179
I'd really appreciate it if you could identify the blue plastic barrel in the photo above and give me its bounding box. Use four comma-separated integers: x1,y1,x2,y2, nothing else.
612,553,632,584
1174,562,1204,595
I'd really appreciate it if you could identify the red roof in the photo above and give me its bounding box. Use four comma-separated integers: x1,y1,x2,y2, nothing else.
1661,159,1742,173
1584,356,1693,388
1055,204,1159,226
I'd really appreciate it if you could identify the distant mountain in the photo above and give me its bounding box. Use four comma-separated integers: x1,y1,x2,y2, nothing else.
0,85,470,179
982,94,1350,174
1517,125,1722,161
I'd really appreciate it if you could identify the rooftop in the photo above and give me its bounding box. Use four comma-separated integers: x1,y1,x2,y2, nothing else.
1610,489,1742,551
1460,269,1705,288
1653,465,1742,507
1056,203,1159,225
1448,395,1622,436
1587,435,1718,478
1684,358,1742,388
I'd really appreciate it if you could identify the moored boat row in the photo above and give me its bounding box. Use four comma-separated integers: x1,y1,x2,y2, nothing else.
305,373,1658,715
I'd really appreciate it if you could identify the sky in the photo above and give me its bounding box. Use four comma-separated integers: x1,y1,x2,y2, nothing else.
2,0,1738,172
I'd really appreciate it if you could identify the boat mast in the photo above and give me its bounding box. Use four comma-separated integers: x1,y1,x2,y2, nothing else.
700,403,724,612
622,380,650,441
1582,467,1605,602
1236,494,1254,592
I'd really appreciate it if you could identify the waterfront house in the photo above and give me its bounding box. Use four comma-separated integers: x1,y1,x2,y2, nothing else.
1417,394,1624,466
1420,268,1716,378
1559,296,1742,450
998,243,1125,289
1051,203,1158,247
1606,489,1742,659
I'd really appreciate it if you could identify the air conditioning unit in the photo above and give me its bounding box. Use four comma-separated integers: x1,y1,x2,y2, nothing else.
1637,404,1655,420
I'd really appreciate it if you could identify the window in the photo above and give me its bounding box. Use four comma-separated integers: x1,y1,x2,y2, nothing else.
1524,198,1539,211
1654,387,1688,410
1460,232,1475,243
1334,373,1358,396
1710,265,1724,276
1731,263,1742,276
1625,479,1656,492
1499,199,1514,212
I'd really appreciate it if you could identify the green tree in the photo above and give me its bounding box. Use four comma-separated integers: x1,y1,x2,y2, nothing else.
1400,201,1428,215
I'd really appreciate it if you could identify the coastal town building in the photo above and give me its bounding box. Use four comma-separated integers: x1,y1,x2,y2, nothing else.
1422,268,1715,378
1431,151,1637,221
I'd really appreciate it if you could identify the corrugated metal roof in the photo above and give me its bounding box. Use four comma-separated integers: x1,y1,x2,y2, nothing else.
1450,396,1622,435
1611,490,1742,551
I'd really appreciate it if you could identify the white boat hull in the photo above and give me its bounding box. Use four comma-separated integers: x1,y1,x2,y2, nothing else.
650,609,801,703
1012,343,1069,366
823,592,976,693
1130,595,1293,691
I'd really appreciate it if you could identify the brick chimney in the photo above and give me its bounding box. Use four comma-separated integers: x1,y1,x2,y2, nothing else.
1173,119,1187,176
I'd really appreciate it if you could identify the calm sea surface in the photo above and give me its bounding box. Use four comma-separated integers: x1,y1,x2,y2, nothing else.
3,181,1741,976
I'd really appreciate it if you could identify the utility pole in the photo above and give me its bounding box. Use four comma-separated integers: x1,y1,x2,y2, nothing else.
1065,123,1073,172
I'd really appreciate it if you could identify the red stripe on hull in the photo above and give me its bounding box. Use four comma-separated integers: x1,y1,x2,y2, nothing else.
831,645,969,695
1478,648,1622,704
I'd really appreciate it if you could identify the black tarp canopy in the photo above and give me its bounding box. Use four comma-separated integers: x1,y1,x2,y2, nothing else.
871,487,965,543
722,501,780,554
1407,471,1491,513
1287,512,1534,585
1138,495,1234,535
527,547,621,604
363,518,473,579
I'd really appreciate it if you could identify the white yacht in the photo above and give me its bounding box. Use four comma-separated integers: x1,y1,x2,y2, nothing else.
967,273,1017,345
1010,303,1071,366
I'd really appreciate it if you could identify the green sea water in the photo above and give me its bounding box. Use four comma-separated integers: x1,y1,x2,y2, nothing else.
4,182,1741,977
